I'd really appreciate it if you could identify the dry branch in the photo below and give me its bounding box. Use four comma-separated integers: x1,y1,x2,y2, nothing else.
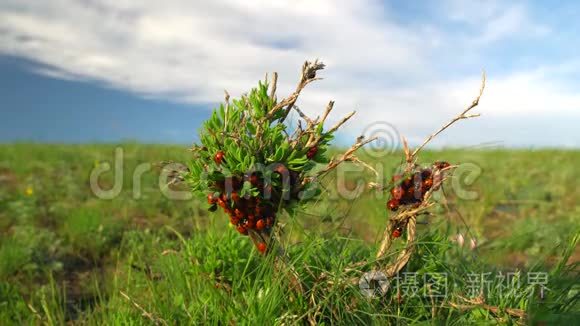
120,291,167,326
314,136,378,179
371,71,487,283
409,71,486,161
448,295,527,322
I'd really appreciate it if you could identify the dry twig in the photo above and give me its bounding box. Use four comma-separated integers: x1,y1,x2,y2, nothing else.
449,295,527,323
372,71,487,281
409,71,486,161
120,291,167,326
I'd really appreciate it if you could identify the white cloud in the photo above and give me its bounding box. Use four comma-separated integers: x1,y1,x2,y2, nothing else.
0,0,577,147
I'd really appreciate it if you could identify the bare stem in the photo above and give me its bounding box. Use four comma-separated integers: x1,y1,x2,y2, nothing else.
449,295,527,321
267,59,326,121
315,136,378,178
269,72,278,99
120,291,167,325
410,71,486,161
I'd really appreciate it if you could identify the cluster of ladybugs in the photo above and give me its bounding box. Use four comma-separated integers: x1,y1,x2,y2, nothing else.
387,161,451,239
208,189,274,253
208,150,308,253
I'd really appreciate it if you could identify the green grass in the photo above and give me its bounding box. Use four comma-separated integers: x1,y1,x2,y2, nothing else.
0,144,578,324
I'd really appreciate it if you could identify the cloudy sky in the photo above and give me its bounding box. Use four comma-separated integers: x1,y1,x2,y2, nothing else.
0,0,579,147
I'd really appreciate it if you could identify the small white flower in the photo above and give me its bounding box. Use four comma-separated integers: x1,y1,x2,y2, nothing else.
470,238,478,250
456,233,465,247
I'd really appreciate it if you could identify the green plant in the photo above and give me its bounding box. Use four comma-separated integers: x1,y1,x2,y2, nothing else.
185,60,374,253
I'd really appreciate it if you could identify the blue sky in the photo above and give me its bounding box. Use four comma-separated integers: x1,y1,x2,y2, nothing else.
0,56,204,143
0,0,579,147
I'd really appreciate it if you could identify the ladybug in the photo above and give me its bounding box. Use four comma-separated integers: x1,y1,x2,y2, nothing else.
387,198,399,211
434,161,450,170
207,193,217,205
391,174,403,183
256,242,267,254
423,177,433,189
236,225,248,235
230,191,240,203
243,218,255,229
214,151,225,165
306,146,318,159
249,174,261,186
401,176,413,189
255,219,266,230
217,198,227,208
390,186,405,200
392,226,403,238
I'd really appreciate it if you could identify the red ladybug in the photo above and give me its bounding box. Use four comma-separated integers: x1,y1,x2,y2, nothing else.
230,192,240,203
387,198,399,211
392,226,403,238
391,174,403,183
402,176,413,189
423,178,433,189
214,151,225,165
207,193,217,204
434,161,450,170
243,218,255,229
390,186,405,200
249,174,261,186
217,198,226,208
307,146,318,159
236,225,248,235
255,219,266,230
257,242,267,254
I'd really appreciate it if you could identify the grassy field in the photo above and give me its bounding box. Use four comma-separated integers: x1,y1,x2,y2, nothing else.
0,143,578,324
